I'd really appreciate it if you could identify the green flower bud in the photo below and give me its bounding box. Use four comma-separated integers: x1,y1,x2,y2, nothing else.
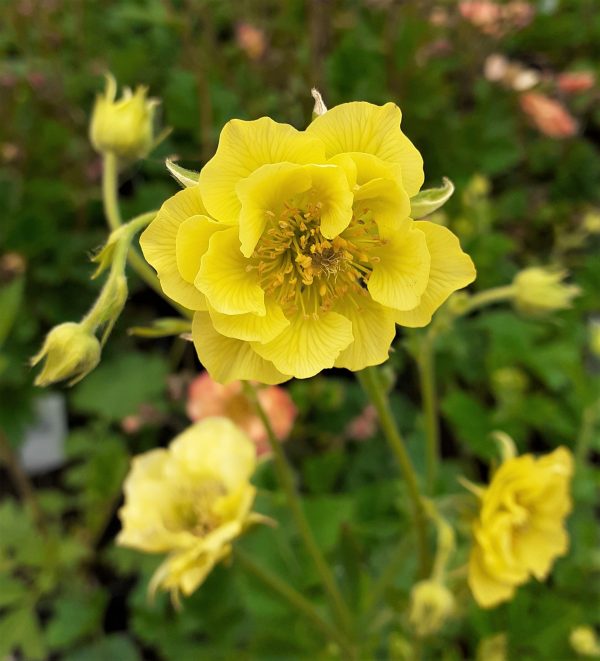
477,633,508,661
90,73,158,161
409,579,455,637
570,626,600,657
512,267,580,316
31,322,101,387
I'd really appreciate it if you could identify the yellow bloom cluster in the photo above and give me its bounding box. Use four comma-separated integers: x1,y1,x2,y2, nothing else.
468,446,574,608
141,102,475,383
117,418,263,601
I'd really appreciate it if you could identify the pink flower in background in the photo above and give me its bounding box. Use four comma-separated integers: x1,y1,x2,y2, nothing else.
186,372,296,457
235,23,267,61
557,71,595,94
459,0,501,31
519,92,578,138
345,405,378,441
459,0,534,37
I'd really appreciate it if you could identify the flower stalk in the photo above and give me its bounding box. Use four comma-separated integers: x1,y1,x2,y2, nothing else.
235,549,356,658
101,153,192,318
357,367,431,578
242,381,354,637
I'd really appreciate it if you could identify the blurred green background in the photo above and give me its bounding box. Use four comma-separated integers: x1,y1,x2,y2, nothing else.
1,0,598,659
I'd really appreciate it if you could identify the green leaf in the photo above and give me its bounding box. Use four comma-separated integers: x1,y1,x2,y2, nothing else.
0,575,27,607
45,590,107,651
303,494,354,552
128,317,192,338
0,274,24,348
0,607,46,661
442,391,495,459
410,177,455,219
70,351,168,420
165,158,200,188
64,633,141,661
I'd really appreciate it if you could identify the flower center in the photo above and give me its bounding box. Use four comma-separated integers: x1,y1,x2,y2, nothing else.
250,199,383,316
166,479,226,537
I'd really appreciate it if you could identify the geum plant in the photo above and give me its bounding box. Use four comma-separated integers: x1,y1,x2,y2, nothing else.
32,78,578,657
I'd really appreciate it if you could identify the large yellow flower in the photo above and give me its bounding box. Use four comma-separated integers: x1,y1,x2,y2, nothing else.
117,417,262,601
141,102,475,383
468,446,574,609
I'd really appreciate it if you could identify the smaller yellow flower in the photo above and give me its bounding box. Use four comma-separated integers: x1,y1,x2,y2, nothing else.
90,73,158,160
117,418,263,602
31,322,101,386
409,579,455,636
512,267,580,316
468,446,574,608
570,626,600,658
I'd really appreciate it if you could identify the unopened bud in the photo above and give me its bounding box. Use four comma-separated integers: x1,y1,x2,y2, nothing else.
477,633,508,661
90,73,158,161
570,626,600,658
512,267,580,316
409,579,455,637
31,322,101,387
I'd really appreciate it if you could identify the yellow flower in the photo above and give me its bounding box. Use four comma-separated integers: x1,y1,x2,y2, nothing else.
512,267,580,316
90,73,158,160
117,417,262,601
31,322,101,386
468,446,574,608
141,102,475,383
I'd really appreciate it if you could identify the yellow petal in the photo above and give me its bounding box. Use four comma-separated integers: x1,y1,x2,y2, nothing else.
305,164,354,239
395,221,476,327
195,226,265,316
334,294,396,370
140,186,210,310
368,221,431,311
170,418,256,488
176,215,225,283
468,547,516,609
306,101,424,197
252,311,353,379
208,298,290,343
192,311,290,385
198,117,326,223
236,163,312,257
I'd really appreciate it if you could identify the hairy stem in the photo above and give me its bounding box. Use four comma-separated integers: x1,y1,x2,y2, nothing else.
101,153,192,319
416,333,439,494
235,548,355,657
242,381,354,636
357,367,431,578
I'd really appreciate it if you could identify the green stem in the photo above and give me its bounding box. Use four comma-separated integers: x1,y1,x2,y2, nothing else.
242,382,354,636
235,549,355,657
459,285,515,316
417,333,439,494
357,367,431,578
0,428,46,533
101,152,192,319
576,403,599,465
102,152,122,230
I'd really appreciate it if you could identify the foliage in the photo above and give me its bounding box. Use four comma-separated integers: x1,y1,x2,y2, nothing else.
1,0,599,659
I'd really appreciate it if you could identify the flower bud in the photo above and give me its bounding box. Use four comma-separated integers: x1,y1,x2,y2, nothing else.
90,73,158,160
570,626,600,657
512,267,580,316
31,322,101,387
409,579,455,637
589,321,600,359
582,209,600,235
477,633,508,661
